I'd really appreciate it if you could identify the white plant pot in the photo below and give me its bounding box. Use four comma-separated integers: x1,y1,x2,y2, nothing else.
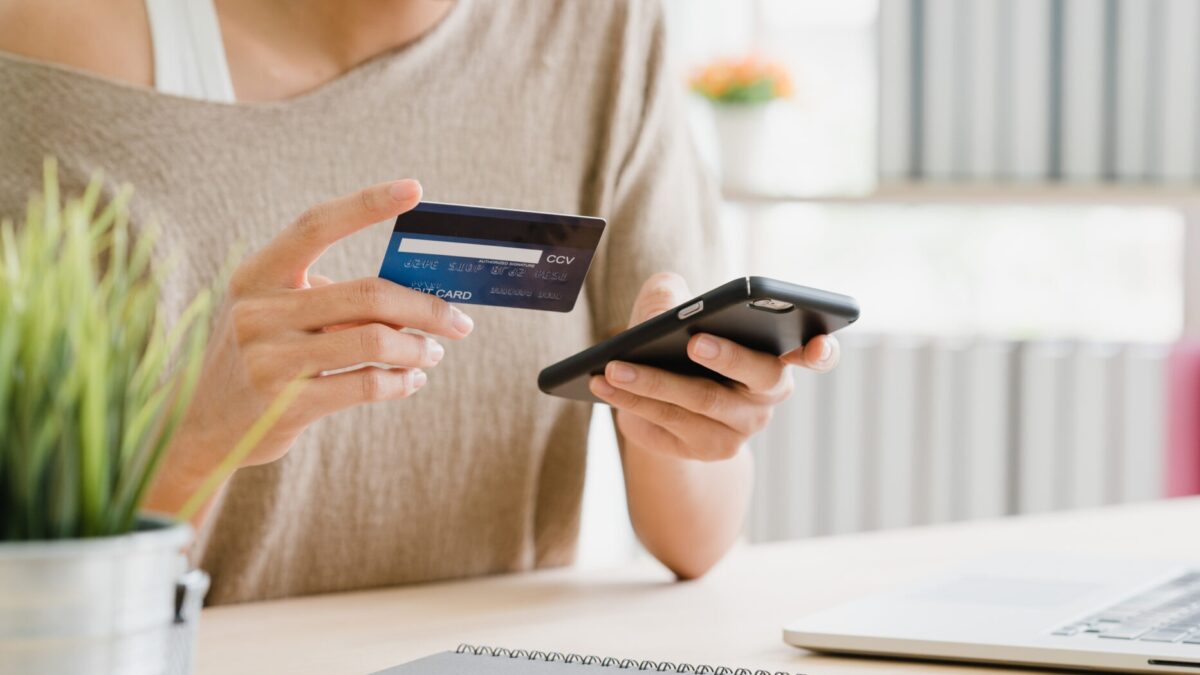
0,516,193,675
711,103,772,193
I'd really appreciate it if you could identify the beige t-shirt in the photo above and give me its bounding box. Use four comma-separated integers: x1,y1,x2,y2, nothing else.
0,0,723,604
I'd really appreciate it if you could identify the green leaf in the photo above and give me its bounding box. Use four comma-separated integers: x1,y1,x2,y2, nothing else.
175,378,305,522
0,161,245,540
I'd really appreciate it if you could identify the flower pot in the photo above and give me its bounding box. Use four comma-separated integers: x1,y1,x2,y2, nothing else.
711,102,772,193
0,515,192,675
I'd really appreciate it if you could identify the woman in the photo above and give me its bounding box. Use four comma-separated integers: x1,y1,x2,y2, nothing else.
0,0,839,604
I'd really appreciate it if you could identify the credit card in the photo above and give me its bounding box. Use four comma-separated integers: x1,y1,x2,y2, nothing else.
378,202,606,312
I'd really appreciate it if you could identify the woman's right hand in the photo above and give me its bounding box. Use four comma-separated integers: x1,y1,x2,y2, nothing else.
145,179,473,517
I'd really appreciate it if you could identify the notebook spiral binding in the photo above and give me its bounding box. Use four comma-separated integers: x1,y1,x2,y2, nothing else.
455,644,799,675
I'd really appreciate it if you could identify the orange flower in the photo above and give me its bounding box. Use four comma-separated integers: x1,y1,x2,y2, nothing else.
689,55,793,104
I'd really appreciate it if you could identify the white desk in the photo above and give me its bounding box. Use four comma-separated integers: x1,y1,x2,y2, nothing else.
197,498,1200,674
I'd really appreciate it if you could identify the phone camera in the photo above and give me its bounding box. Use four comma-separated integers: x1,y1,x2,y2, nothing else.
750,299,794,313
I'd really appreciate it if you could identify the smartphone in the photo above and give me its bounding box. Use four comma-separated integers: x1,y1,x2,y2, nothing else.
537,276,860,402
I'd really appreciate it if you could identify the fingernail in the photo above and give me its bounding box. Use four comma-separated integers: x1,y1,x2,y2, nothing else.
590,376,616,397
608,362,637,384
693,335,720,360
451,307,474,335
410,369,427,388
818,338,834,363
389,179,421,202
426,340,444,364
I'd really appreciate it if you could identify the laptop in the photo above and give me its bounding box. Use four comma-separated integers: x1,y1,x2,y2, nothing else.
784,554,1200,673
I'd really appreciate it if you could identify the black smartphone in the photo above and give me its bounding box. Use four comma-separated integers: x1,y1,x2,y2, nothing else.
537,276,860,402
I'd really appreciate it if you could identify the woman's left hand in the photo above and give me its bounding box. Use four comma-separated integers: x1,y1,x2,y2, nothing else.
590,273,840,461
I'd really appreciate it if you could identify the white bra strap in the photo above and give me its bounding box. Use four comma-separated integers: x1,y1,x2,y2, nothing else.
144,0,236,103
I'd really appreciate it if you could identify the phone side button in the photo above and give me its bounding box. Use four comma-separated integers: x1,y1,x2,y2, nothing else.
677,300,704,320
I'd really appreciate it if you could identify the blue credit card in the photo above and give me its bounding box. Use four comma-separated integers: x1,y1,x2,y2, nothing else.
378,202,606,312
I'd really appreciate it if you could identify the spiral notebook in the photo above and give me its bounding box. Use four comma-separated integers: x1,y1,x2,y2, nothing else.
372,645,797,675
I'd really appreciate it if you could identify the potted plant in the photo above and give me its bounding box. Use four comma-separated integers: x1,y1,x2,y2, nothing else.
690,55,794,192
0,161,299,675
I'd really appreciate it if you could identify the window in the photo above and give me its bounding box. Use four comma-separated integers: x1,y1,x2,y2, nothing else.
738,203,1184,342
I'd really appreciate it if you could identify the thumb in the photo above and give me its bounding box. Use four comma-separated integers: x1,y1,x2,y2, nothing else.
629,272,691,327
242,179,422,290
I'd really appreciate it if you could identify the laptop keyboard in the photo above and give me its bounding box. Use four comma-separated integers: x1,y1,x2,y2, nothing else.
1054,571,1200,644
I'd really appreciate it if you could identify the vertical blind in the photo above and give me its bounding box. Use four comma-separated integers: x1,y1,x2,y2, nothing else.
879,0,1200,183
